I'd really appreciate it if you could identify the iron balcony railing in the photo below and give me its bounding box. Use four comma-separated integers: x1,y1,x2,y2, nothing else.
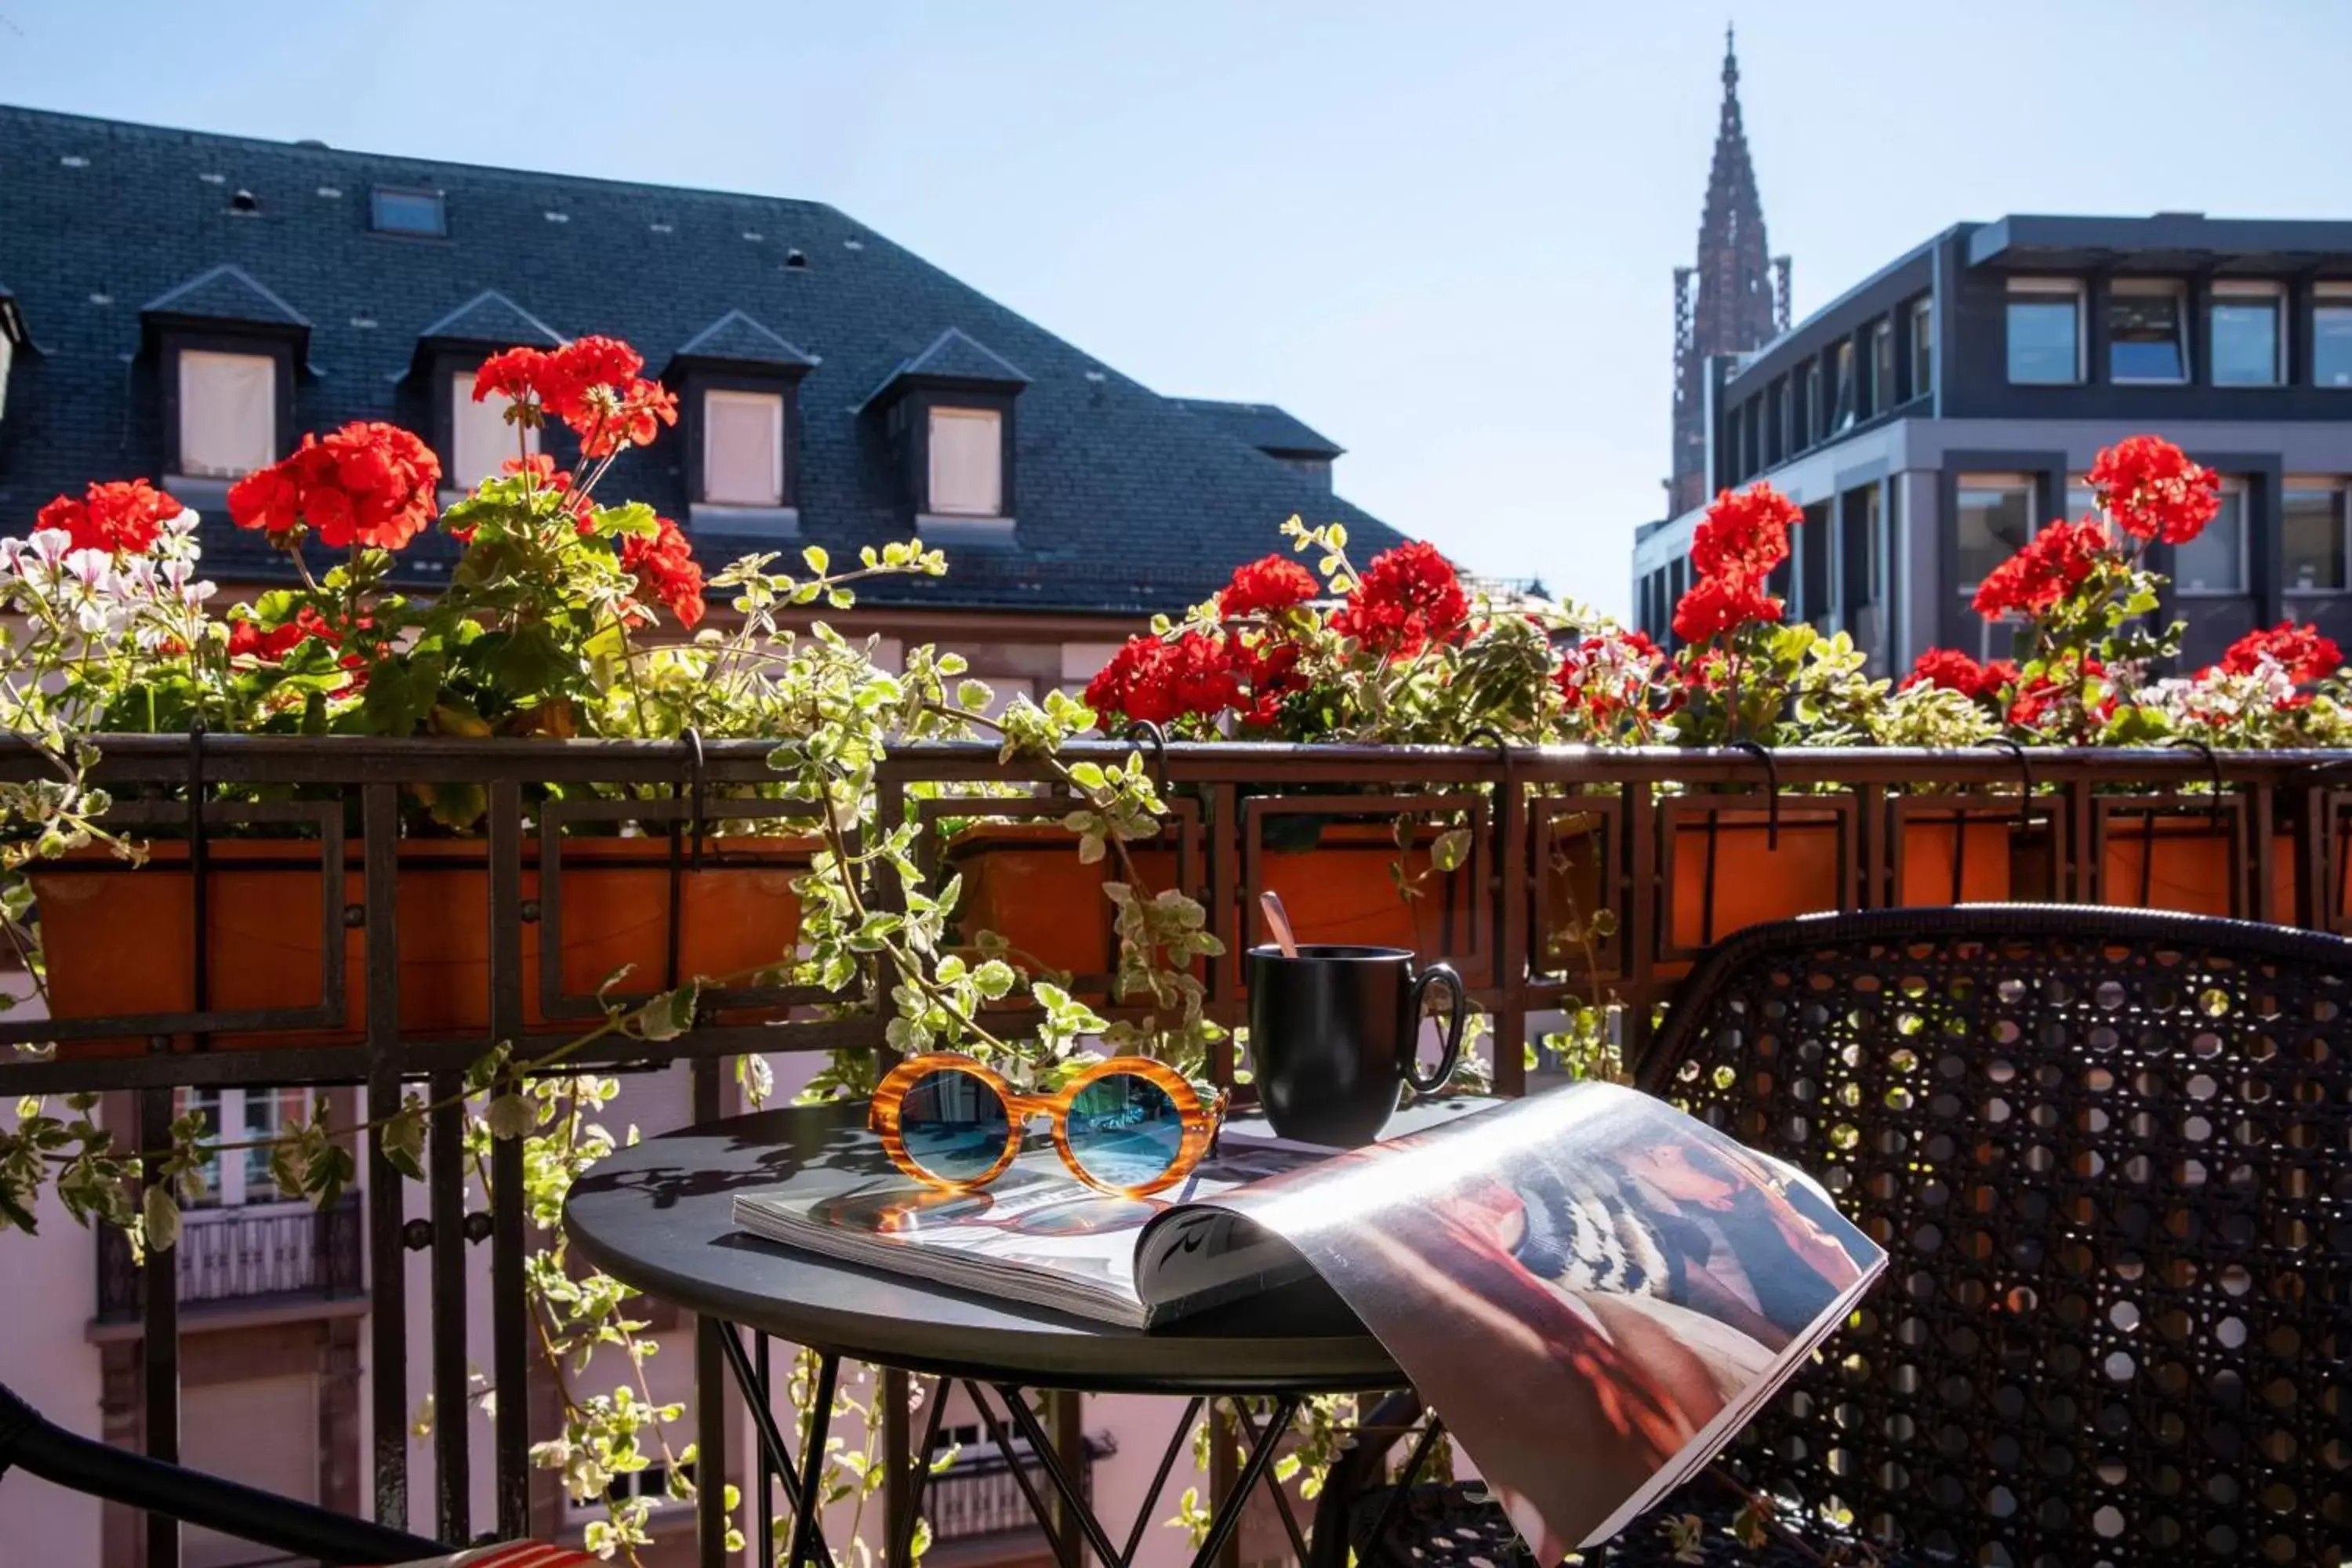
4,734,2350,1565
924,1445,1099,1544
96,1191,364,1324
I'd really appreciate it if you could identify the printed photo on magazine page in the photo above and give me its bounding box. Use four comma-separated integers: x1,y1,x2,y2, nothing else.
1201,1081,1886,1560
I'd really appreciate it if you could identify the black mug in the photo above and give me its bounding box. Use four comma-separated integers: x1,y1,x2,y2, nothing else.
1245,944,1468,1146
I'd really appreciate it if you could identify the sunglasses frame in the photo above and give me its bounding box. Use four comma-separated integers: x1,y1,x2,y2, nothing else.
868,1053,1224,1198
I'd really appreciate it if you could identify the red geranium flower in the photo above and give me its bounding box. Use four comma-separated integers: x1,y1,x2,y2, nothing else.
2214,621,2343,686
618,515,705,629
35,479,185,556
1901,647,2016,702
1330,540,1470,658
2008,659,2115,731
1228,633,1307,728
1970,517,2107,621
1218,554,1319,619
470,336,676,459
1555,630,1675,725
2088,435,2220,545
1671,573,1783,644
227,604,341,663
1689,484,1798,583
1084,635,1177,725
227,423,441,553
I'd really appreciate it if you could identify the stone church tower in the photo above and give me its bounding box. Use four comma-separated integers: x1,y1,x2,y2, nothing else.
1668,27,1790,515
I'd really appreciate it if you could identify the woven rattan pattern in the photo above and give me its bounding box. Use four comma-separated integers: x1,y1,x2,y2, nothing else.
1632,906,2350,1567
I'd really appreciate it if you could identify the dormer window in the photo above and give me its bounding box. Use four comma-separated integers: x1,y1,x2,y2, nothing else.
178,350,278,477
664,310,818,535
448,372,537,488
857,328,1029,541
703,389,786,507
141,265,309,488
927,408,1004,516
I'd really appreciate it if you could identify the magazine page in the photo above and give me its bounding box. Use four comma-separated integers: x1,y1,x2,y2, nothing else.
1193,1081,1886,1559
731,1137,1323,1327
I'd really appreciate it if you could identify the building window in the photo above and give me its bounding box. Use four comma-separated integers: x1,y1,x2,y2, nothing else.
927,407,1004,517
1830,341,1856,433
177,349,278,478
371,187,446,237
1956,474,2036,590
2005,278,2082,384
702,388,786,507
174,1087,308,1208
2209,282,2283,387
0,328,13,426
449,371,537,489
1741,400,1762,480
1771,378,1790,463
1908,296,1933,402
2175,480,2246,594
2314,284,2352,388
2283,481,2346,593
2108,280,2189,383
1870,319,1893,418
1797,361,1818,448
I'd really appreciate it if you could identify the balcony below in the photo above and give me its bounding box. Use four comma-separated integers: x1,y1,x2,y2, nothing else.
96,1192,365,1327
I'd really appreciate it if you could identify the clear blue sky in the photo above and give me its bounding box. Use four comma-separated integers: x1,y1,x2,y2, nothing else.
5,0,2349,619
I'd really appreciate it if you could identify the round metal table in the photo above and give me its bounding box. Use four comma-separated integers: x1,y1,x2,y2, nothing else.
566,1101,1410,1568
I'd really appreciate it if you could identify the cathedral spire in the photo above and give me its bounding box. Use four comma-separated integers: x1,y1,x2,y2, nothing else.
1668,24,1790,515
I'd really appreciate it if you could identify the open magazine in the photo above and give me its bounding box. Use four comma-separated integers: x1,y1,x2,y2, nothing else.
734,1081,1886,1556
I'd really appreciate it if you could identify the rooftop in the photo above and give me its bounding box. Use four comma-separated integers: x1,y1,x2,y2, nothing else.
0,104,1405,615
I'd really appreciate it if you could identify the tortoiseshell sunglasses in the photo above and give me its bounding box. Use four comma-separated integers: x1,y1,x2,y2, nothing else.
868,1053,1225,1198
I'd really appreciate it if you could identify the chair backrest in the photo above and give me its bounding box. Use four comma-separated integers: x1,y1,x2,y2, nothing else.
1636,905,2349,1568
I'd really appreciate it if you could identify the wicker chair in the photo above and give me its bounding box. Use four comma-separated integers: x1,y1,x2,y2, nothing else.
1316,906,2351,1568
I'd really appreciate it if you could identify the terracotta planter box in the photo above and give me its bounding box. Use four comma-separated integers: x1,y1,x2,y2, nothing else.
1896,816,2016,906
2099,816,2301,922
32,837,809,1056
949,819,1484,992
1668,810,1844,952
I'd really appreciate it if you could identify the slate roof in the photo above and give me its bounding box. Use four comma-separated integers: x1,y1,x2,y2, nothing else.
143,263,310,329
0,105,1406,616
1169,397,1345,459
416,289,563,349
670,308,819,372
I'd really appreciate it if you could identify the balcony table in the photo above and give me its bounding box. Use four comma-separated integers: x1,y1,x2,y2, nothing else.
565,1099,1410,1568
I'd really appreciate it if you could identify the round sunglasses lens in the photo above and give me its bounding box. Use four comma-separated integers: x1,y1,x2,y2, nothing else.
896,1069,1011,1184
1065,1074,1185,1189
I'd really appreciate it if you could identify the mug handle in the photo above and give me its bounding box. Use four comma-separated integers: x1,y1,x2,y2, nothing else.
1403,961,1468,1093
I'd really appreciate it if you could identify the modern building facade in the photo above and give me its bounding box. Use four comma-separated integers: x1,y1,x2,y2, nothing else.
1667,28,1791,517
1632,213,2352,673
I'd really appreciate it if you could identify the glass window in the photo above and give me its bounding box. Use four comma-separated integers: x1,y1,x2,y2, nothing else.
1956,476,2035,589
702,389,786,506
2211,286,2282,386
2283,484,2346,592
370,187,445,236
2315,290,2352,387
2006,290,2080,384
1831,341,1857,432
927,407,1004,517
2108,283,2188,382
1871,320,1893,417
172,1087,307,1207
449,371,538,488
0,329,14,426
178,350,277,477
1772,378,1790,463
1797,362,1817,448
1908,297,1933,401
2175,485,2245,593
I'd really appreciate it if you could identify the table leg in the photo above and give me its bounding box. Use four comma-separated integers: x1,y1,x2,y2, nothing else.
1120,1397,1204,1568
785,1352,840,1568
1184,1396,1300,1568
713,1323,837,1568
757,1334,775,1566
887,1375,948,1568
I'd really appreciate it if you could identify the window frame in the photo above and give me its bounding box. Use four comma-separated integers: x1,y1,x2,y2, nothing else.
2209,280,2285,388
699,386,789,510
1954,471,2039,593
160,332,292,484
2281,475,2348,595
1870,318,1893,419
2004,277,2085,386
2312,281,2352,390
926,405,1007,518
1907,296,1933,404
446,368,539,492
1830,341,1857,434
2173,476,2249,597
2106,278,2191,385
369,186,448,238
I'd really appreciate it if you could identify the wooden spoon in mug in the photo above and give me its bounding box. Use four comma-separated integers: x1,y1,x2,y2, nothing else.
1260,891,1301,958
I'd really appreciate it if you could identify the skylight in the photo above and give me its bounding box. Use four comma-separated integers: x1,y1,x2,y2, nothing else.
370,187,445,237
